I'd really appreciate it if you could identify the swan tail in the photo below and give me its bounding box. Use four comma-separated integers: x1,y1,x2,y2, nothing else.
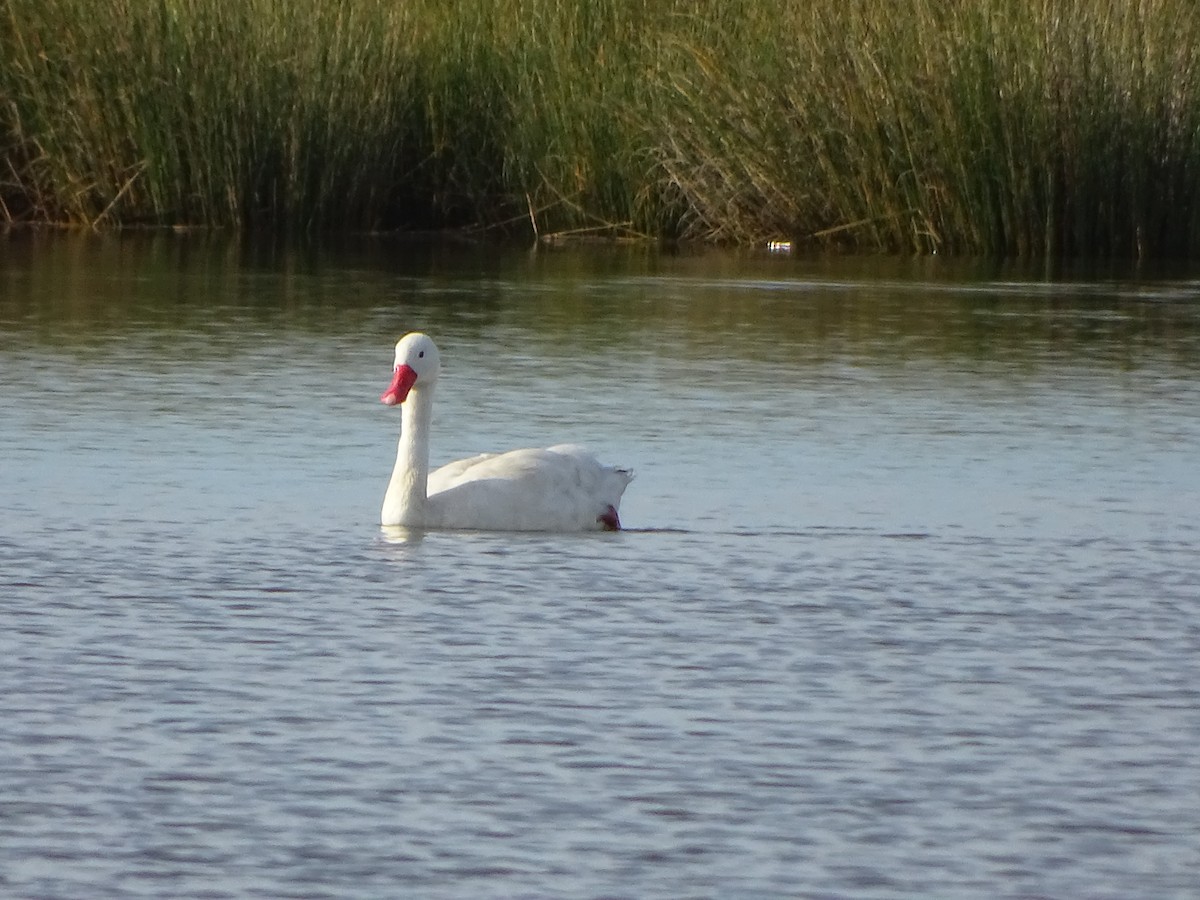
597,504,621,531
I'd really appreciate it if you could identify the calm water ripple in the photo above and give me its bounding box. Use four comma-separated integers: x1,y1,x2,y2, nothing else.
1,237,1199,898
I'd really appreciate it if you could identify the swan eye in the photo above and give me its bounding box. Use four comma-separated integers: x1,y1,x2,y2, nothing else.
418,351,425,358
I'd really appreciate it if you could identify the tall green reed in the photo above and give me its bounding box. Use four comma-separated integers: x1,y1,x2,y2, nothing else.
3,0,1200,255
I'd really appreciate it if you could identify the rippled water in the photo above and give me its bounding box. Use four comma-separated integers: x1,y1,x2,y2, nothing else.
2,235,1199,898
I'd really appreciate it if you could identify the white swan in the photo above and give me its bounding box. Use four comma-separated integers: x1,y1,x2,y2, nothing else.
380,333,633,531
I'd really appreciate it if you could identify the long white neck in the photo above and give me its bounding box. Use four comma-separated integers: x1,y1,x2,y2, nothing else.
381,383,434,526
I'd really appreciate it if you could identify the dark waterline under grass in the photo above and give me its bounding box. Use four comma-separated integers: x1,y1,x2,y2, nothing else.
4,0,1200,257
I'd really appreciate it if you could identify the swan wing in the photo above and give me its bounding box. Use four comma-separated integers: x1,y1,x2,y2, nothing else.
427,453,499,495
426,446,632,531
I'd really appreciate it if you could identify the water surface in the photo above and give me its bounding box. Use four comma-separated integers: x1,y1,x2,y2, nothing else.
2,235,1198,898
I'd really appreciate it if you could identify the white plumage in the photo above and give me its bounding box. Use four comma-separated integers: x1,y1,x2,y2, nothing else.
380,333,632,531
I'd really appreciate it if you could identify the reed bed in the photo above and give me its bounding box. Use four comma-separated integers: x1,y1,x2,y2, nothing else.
4,0,1200,255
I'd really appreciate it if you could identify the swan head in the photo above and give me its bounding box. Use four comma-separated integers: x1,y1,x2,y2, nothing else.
381,332,441,406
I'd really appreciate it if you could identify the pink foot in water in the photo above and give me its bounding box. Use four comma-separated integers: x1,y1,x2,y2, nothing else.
597,505,621,531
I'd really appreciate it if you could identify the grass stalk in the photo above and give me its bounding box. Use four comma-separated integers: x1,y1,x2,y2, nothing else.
3,0,1200,255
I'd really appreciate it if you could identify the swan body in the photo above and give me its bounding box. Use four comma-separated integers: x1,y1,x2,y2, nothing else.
380,333,632,531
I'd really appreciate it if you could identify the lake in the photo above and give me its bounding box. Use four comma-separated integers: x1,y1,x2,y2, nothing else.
1,233,1198,898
